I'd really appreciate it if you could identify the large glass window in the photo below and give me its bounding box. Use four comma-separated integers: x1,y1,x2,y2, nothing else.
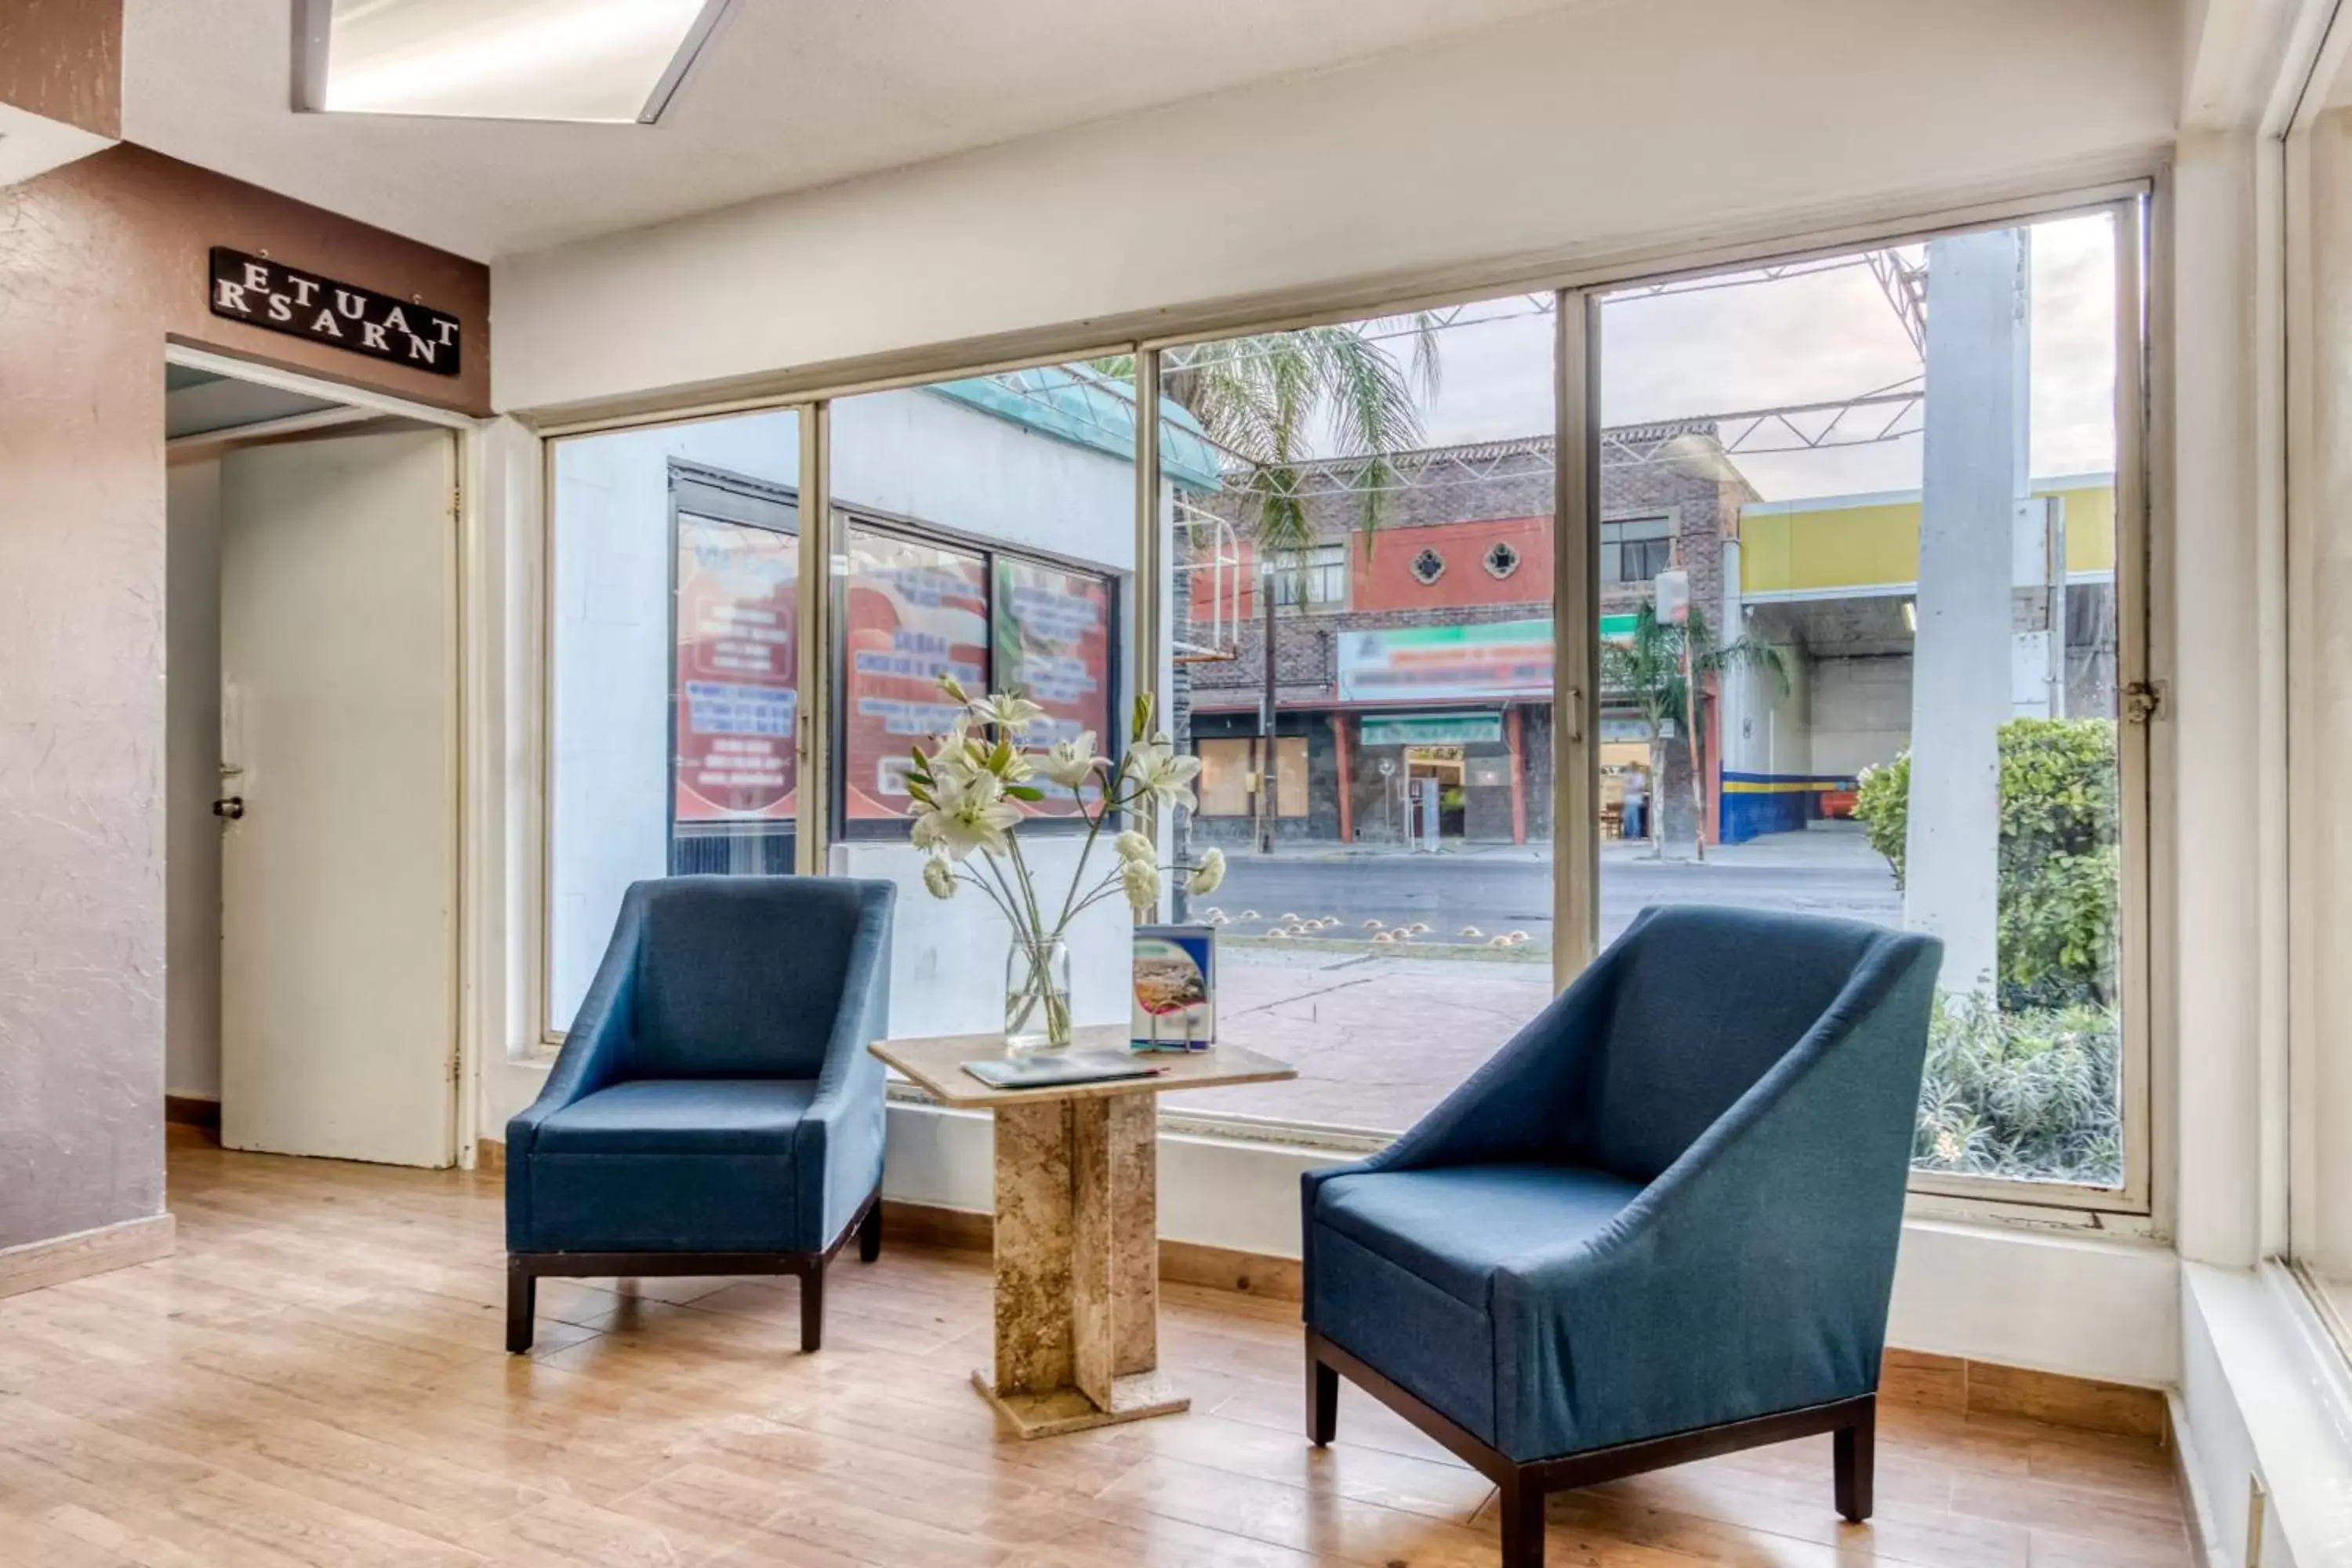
827,365,1145,1037
1594,208,2141,1198
546,411,800,1033
1157,296,1561,1132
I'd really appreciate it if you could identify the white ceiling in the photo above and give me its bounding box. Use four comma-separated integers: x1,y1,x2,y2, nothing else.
124,0,1599,262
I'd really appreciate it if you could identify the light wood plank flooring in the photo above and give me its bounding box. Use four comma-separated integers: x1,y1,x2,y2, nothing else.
0,1128,2192,1566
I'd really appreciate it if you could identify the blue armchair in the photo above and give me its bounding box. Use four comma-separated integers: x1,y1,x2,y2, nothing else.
1302,906,1940,1568
506,875,895,1355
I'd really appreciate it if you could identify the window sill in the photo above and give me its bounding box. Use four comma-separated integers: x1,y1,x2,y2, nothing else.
2176,1261,2352,1568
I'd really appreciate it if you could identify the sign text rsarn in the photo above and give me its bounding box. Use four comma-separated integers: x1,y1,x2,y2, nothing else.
207,249,461,377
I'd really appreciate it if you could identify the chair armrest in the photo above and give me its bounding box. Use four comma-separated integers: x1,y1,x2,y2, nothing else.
1298,915,1658,1301
793,880,896,1246
1482,935,1939,1461
506,891,644,1160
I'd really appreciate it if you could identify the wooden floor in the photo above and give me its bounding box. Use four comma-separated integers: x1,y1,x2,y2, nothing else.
0,1128,2192,1567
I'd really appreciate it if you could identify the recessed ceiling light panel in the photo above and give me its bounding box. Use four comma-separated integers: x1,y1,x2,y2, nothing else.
294,0,731,125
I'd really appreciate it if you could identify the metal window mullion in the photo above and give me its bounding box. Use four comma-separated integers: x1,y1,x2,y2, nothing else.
1554,290,1600,985
2113,194,2157,1215
1134,348,1167,920
797,401,833,876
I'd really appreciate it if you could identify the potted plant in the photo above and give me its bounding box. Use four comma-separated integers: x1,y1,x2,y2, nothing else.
906,675,1225,1051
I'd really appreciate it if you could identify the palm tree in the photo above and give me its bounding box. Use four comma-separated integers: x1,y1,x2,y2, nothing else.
1104,318,1442,547
1599,601,1788,861
1101,320,1442,848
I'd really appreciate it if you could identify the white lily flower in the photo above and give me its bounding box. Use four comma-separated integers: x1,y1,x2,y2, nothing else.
1122,858,1161,913
921,857,957,900
1186,848,1226,896
1038,731,1103,789
1125,740,1202,814
911,769,1021,860
968,691,1048,732
1114,829,1156,864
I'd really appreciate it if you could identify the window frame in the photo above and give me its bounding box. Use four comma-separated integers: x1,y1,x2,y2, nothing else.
527,176,2162,1228
1601,516,1674,586
665,464,801,877
828,505,1124,844
1269,541,1349,612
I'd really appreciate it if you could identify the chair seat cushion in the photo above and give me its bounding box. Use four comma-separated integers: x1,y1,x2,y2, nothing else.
514,1080,819,1254
533,1079,815,1155
1313,1163,1646,1308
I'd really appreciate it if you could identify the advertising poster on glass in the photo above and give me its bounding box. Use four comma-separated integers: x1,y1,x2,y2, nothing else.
993,557,1114,818
841,528,989,823
672,513,797,869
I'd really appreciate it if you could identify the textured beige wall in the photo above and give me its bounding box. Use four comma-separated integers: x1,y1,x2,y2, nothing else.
0,0,121,138
0,146,486,1250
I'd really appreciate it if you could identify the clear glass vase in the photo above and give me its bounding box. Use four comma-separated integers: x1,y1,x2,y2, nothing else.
1004,935,1074,1052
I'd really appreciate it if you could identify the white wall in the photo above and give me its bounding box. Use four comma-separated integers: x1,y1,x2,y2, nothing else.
546,411,801,1027
2172,131,2272,1270
1720,639,1810,778
165,459,223,1102
492,0,2176,416
833,388,1137,570
1810,657,1915,777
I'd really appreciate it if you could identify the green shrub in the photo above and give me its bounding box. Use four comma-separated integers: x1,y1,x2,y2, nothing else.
1849,718,2119,1006
1852,753,1911,884
1912,994,2122,1186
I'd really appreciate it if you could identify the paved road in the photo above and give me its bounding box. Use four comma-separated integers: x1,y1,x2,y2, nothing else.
1183,833,1903,950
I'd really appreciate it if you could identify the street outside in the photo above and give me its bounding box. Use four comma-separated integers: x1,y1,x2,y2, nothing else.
1163,822,1901,1129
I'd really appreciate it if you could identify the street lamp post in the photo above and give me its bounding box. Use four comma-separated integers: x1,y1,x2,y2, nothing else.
1258,556,1278,855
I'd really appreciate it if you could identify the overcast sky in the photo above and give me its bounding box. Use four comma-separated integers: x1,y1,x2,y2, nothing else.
1333,212,2118,503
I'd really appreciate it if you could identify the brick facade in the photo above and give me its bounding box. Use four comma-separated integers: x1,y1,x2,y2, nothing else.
1173,425,1752,847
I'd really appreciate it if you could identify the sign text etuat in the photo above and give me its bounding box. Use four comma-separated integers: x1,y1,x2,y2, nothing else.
206,249,461,377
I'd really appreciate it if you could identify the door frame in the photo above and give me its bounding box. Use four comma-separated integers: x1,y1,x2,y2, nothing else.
167,344,485,1170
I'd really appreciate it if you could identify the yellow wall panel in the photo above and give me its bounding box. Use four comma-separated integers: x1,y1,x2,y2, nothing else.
1740,481,2114,594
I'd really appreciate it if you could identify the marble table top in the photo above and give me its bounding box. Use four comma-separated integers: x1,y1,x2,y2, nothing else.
869,1025,1295,1110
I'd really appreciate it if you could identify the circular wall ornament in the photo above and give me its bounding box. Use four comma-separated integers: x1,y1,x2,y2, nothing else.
1483,540,1521,579
1410,546,1446,586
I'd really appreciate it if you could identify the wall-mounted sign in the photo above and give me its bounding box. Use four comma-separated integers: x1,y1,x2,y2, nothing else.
207,248,461,376
1337,615,1643,706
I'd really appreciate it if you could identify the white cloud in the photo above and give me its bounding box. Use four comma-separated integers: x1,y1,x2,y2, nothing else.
1340,210,2118,505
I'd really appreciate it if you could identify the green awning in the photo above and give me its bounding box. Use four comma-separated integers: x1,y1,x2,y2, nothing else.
1359,712,1504,747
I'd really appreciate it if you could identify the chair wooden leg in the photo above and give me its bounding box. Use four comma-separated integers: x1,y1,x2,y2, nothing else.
1308,1351,1338,1446
800,1259,825,1353
858,1200,882,1264
1498,1470,1546,1568
506,1258,535,1355
1835,1405,1875,1523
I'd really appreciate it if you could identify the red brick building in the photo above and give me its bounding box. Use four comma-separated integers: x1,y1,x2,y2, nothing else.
1174,423,1755,847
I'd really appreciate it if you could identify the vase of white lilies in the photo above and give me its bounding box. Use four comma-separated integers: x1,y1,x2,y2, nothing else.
906,674,1226,1052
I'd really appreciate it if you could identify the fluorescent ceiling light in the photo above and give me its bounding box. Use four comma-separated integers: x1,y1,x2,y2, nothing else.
295,0,731,124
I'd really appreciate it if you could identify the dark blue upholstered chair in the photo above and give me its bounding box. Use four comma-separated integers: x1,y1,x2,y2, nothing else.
1301,906,1940,1568
505,876,895,1355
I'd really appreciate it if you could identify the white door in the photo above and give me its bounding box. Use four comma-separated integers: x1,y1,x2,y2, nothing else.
218,427,458,1167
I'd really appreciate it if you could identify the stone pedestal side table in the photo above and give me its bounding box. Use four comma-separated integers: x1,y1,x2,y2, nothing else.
869,1025,1295,1438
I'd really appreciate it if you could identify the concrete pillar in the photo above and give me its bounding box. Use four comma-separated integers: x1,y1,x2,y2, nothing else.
1904,230,2029,995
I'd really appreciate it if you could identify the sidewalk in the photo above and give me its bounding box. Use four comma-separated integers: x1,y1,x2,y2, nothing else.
1208,822,1891,872
1164,946,1553,1130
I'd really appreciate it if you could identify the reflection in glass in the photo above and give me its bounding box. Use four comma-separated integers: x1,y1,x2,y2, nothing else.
840,528,988,825
1595,211,2129,1189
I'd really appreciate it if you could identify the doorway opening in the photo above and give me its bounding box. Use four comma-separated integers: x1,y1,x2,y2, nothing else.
165,354,465,1168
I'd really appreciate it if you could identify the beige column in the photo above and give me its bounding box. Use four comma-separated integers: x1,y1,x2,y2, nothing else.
978,1090,1185,1436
